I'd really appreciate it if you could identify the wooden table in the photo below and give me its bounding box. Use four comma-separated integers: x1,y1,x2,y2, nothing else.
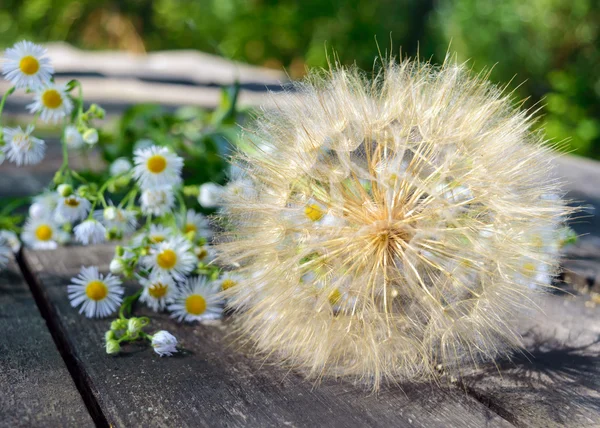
1,45,599,427
0,154,598,428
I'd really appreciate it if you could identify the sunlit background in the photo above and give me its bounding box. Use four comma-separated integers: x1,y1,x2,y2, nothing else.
1,0,598,158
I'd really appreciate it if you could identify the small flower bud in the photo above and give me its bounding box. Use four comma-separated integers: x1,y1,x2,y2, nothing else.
111,319,128,331
77,185,90,198
105,339,120,355
115,245,125,257
82,128,99,145
127,318,144,337
109,258,125,274
103,207,117,221
53,170,64,185
183,185,200,197
105,330,116,341
151,331,178,357
57,184,73,197
90,103,106,119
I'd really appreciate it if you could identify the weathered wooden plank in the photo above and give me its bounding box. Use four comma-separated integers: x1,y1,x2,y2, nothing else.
459,155,600,427
0,255,93,427
23,245,513,428
463,293,600,427
0,42,286,111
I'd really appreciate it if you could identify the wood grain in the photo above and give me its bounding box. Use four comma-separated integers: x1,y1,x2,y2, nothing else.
23,245,513,428
0,255,93,427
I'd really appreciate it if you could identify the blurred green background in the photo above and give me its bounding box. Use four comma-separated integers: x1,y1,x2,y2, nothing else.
1,0,598,158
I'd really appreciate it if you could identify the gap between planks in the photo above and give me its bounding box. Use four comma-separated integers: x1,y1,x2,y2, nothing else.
16,251,110,428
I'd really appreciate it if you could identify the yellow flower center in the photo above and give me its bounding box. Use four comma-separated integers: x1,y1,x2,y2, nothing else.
222,279,237,290
305,204,324,222
146,155,167,174
13,134,31,150
522,262,536,277
35,224,53,241
156,249,177,269
85,280,108,301
64,197,80,207
195,247,208,260
149,235,165,244
41,89,63,109
148,282,169,299
185,294,207,315
184,223,197,234
19,55,40,75
328,288,342,306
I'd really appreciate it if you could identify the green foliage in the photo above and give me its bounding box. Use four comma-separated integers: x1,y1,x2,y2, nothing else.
430,0,600,157
99,84,243,187
1,0,598,157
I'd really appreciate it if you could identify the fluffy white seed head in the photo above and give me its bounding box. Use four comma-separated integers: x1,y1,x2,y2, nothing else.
217,57,571,388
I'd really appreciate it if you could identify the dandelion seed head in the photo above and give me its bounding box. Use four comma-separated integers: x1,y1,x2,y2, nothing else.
217,57,571,388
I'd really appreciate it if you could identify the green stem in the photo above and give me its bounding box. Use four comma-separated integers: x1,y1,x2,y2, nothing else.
176,190,187,225
119,288,143,319
0,86,16,119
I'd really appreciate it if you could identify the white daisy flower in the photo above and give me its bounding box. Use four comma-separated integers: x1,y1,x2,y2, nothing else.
109,258,125,275
139,274,176,312
68,266,124,318
29,191,60,219
140,186,175,216
55,195,91,223
220,272,243,291
2,125,46,166
94,205,137,237
0,236,11,269
194,244,216,264
168,276,222,323
143,236,196,281
132,224,174,247
0,230,21,253
63,125,84,149
1,41,53,90
27,83,73,123
179,209,212,239
151,331,178,357
82,128,99,145
21,216,68,250
133,146,183,190
73,219,106,245
109,158,132,177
